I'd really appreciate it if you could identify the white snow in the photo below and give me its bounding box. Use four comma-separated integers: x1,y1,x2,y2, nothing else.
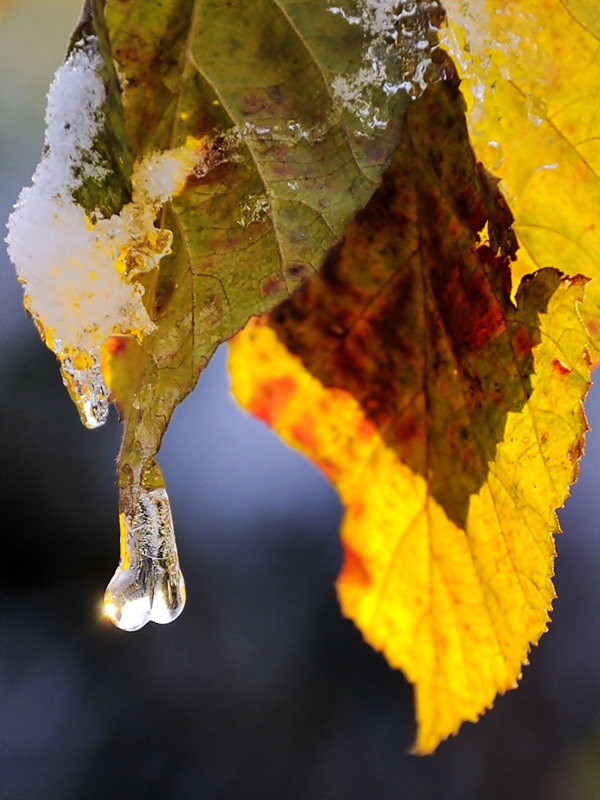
6,36,207,356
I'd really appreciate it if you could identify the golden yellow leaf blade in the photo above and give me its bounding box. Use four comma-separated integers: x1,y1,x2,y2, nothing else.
560,0,600,38
230,269,589,751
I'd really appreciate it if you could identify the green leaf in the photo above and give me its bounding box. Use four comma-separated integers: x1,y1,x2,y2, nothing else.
59,0,442,628
101,0,442,510
69,0,133,216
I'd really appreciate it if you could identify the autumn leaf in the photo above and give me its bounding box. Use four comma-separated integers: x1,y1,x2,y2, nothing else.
441,0,600,360
6,0,596,750
229,79,592,752
7,1,441,628
96,0,443,610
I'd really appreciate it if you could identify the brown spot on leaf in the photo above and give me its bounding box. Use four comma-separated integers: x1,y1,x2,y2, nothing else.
249,376,297,425
395,414,420,445
242,93,267,115
155,279,177,316
357,418,376,442
260,275,285,298
286,263,312,284
315,457,339,482
184,161,230,191
513,327,537,357
105,336,129,356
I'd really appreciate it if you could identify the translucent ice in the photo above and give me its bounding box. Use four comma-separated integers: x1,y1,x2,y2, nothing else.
57,345,110,429
104,481,185,631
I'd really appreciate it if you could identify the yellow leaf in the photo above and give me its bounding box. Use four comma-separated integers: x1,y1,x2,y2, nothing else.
441,0,600,360
229,81,592,752
231,285,590,753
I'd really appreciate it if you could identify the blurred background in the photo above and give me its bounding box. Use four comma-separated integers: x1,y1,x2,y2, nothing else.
1,2,599,799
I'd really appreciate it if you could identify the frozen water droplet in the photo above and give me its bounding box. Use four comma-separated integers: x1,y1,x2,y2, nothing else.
524,94,548,128
57,345,109,428
482,140,504,171
104,475,185,631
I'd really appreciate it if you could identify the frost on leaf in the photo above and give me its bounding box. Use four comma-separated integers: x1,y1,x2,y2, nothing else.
6,36,207,428
229,80,592,752
329,0,441,129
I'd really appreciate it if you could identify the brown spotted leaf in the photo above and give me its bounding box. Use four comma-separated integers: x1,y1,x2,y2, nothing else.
441,0,600,361
229,79,592,751
95,0,442,517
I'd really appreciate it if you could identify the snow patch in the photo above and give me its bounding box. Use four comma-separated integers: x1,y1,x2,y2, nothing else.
6,37,207,354
6,36,208,426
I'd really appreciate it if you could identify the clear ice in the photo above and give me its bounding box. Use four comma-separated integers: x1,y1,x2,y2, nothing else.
57,345,110,429
104,473,186,631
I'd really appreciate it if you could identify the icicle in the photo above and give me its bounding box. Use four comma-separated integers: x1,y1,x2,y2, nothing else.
103,463,185,631
57,345,110,428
